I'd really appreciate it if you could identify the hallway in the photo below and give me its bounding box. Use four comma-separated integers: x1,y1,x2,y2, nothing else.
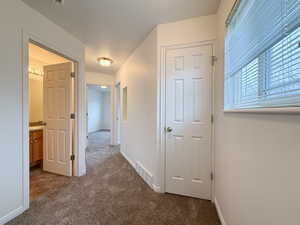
29,131,115,201
8,131,220,225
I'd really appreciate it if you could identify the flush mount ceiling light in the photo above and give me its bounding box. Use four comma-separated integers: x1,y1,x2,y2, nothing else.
97,57,113,67
53,0,64,5
100,85,108,89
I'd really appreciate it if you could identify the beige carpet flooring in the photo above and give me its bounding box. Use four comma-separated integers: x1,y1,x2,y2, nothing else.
8,131,220,225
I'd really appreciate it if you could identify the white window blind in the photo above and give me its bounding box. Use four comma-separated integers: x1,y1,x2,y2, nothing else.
224,0,300,110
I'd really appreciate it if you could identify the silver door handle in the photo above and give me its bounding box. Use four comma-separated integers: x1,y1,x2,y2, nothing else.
166,127,173,133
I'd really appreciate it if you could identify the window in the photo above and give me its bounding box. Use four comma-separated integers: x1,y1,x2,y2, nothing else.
224,0,300,110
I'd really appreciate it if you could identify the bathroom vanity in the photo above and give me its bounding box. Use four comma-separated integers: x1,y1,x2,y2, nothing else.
29,127,43,168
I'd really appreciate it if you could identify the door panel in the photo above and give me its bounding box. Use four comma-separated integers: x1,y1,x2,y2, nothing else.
43,62,73,176
174,79,184,122
165,45,212,199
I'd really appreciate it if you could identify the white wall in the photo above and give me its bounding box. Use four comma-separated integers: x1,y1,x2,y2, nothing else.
214,1,300,225
29,58,44,123
29,77,43,122
86,72,115,86
87,86,103,133
0,0,86,223
116,28,158,181
157,15,217,46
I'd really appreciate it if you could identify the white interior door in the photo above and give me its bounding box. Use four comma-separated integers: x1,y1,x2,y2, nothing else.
43,62,73,176
165,45,212,199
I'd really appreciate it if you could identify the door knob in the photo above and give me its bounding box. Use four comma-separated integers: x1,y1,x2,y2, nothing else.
166,127,173,133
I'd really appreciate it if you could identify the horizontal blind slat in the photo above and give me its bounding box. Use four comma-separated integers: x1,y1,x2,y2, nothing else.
224,0,300,110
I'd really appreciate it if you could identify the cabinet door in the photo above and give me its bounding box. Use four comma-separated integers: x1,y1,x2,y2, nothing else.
32,130,43,162
32,141,42,162
38,135,43,160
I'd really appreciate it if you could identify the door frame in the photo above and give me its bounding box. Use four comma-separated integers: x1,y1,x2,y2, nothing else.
115,82,121,145
21,31,85,210
158,40,216,200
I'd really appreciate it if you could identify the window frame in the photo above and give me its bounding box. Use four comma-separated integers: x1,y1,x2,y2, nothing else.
224,28,300,113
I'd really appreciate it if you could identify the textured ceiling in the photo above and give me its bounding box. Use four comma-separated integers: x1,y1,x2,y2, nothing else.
23,0,220,75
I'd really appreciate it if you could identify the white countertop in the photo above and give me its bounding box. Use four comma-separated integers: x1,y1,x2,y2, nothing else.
29,126,44,131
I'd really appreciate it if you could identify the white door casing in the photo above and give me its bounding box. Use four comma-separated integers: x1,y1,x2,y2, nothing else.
116,83,121,144
43,62,73,176
165,45,212,199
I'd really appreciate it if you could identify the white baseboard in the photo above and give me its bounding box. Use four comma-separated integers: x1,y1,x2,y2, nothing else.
152,184,161,193
120,151,156,191
0,206,25,225
120,151,136,169
214,197,226,225
135,161,153,189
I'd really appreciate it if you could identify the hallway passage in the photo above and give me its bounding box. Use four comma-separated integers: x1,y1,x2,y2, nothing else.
29,131,114,201
8,131,220,225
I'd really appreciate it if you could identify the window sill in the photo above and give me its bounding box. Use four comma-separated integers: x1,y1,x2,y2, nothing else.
224,107,300,114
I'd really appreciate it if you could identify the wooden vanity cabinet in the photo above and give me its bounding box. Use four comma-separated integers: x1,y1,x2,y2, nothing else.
30,130,43,167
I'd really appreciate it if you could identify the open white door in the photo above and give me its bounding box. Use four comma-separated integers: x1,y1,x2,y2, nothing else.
165,45,212,199
43,62,73,176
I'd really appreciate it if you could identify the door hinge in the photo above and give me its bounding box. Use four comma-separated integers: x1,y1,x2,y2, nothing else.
211,56,218,66
70,113,75,119
211,114,214,123
71,72,75,78
70,154,75,161
211,172,214,181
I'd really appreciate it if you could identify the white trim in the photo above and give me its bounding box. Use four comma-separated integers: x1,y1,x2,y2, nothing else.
21,30,30,216
120,151,136,169
20,30,86,220
0,206,25,225
158,40,216,200
224,107,300,114
152,184,161,193
114,82,121,145
214,197,227,225
135,161,154,189
121,151,159,192
211,41,217,202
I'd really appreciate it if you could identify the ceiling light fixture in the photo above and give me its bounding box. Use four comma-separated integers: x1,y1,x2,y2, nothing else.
97,57,113,67
54,0,64,5
101,85,108,89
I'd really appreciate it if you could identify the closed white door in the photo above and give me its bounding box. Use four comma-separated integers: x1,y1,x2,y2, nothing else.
43,62,73,176
165,45,212,199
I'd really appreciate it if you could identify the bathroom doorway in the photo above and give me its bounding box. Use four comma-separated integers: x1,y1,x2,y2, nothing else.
28,42,76,200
